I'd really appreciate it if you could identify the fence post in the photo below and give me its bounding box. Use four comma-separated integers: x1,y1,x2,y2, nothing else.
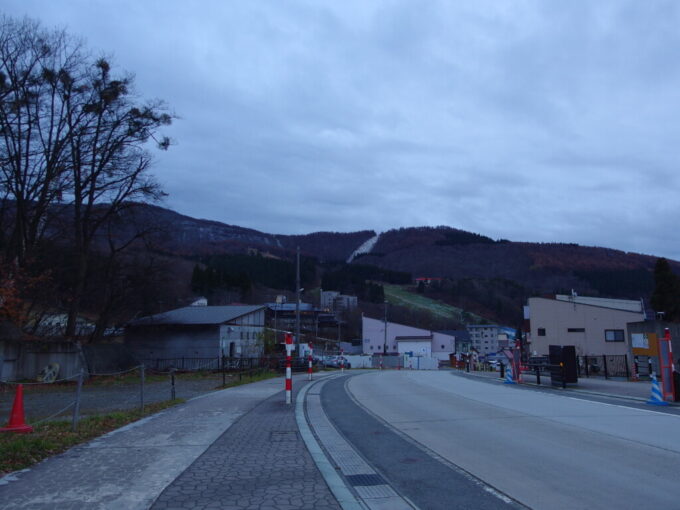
561,363,566,389
603,355,608,380
585,356,589,377
221,352,226,387
536,365,541,385
624,354,630,380
140,364,145,411
71,368,84,432
170,368,176,400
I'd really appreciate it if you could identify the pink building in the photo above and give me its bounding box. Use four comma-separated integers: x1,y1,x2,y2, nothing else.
362,316,455,360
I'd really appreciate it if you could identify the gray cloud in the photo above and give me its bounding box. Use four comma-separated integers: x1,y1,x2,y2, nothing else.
5,0,680,259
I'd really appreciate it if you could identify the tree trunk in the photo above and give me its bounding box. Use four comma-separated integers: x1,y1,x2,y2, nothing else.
65,250,89,338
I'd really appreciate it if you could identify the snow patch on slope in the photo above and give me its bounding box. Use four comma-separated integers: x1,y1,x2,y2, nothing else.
347,233,380,263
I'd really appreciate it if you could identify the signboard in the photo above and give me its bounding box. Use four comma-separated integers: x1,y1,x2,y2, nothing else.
631,333,648,349
632,333,659,356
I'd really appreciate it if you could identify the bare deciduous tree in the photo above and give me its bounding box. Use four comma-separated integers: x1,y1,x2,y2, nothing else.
0,16,173,337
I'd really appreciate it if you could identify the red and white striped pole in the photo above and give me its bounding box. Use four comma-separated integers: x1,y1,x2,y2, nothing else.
308,342,313,381
667,329,676,401
285,332,293,404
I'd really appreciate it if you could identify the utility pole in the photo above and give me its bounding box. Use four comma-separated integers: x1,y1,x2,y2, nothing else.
295,246,301,354
315,314,319,353
383,299,388,354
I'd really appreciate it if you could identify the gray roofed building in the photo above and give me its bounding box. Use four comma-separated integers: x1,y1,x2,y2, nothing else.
125,305,267,362
128,305,265,326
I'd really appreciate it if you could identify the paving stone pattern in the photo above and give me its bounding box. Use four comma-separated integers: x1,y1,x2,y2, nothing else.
151,389,341,510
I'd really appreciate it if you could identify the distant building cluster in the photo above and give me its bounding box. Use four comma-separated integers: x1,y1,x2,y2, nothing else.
320,291,358,313
466,325,517,356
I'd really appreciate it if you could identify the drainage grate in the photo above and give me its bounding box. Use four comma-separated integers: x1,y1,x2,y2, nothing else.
345,473,387,487
270,431,299,441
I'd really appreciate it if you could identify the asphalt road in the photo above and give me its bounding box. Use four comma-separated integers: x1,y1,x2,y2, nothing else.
329,370,680,510
321,375,523,509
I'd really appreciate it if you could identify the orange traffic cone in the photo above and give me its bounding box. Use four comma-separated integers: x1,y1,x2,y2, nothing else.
0,384,33,433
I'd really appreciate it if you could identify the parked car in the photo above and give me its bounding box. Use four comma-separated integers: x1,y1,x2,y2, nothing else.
488,360,507,371
325,356,351,369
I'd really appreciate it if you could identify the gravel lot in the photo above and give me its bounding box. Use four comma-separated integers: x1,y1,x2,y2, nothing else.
0,373,251,423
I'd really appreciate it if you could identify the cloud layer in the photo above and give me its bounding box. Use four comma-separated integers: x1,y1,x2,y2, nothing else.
5,1,680,259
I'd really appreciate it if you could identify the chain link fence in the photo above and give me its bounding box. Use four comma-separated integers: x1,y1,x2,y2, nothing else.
0,360,274,431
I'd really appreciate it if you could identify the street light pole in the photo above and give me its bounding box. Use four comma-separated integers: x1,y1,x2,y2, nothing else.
295,246,301,353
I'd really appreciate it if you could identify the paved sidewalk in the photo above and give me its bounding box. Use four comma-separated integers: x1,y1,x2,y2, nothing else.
454,368,672,402
151,382,340,510
0,373,341,510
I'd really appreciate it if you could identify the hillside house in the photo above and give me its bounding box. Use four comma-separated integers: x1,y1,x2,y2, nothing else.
525,295,646,358
362,316,455,361
125,305,265,361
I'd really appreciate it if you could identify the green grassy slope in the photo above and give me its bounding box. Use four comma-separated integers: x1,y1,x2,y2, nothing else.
383,284,487,324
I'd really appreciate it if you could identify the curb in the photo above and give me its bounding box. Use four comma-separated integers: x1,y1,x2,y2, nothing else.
296,377,366,510
451,369,680,406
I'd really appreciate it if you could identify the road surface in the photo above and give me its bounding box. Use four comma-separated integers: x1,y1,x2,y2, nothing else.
321,371,680,510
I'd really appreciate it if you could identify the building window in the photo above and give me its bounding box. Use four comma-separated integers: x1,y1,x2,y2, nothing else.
441,345,445,349
537,328,546,336
370,346,374,350
567,328,585,333
605,329,624,342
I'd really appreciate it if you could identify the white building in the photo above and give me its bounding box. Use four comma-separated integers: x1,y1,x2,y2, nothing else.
362,316,455,361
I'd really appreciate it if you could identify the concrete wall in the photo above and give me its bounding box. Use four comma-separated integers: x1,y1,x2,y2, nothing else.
403,355,439,370
0,341,86,381
528,297,645,356
343,355,372,368
125,325,221,360
82,344,139,373
368,354,440,370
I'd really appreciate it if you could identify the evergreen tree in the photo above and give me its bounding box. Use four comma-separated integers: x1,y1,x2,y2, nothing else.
651,258,680,321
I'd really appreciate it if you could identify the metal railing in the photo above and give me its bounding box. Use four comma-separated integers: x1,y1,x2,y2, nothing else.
578,355,630,379
140,356,313,374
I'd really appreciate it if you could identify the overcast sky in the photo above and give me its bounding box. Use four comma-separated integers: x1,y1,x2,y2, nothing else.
5,1,680,259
